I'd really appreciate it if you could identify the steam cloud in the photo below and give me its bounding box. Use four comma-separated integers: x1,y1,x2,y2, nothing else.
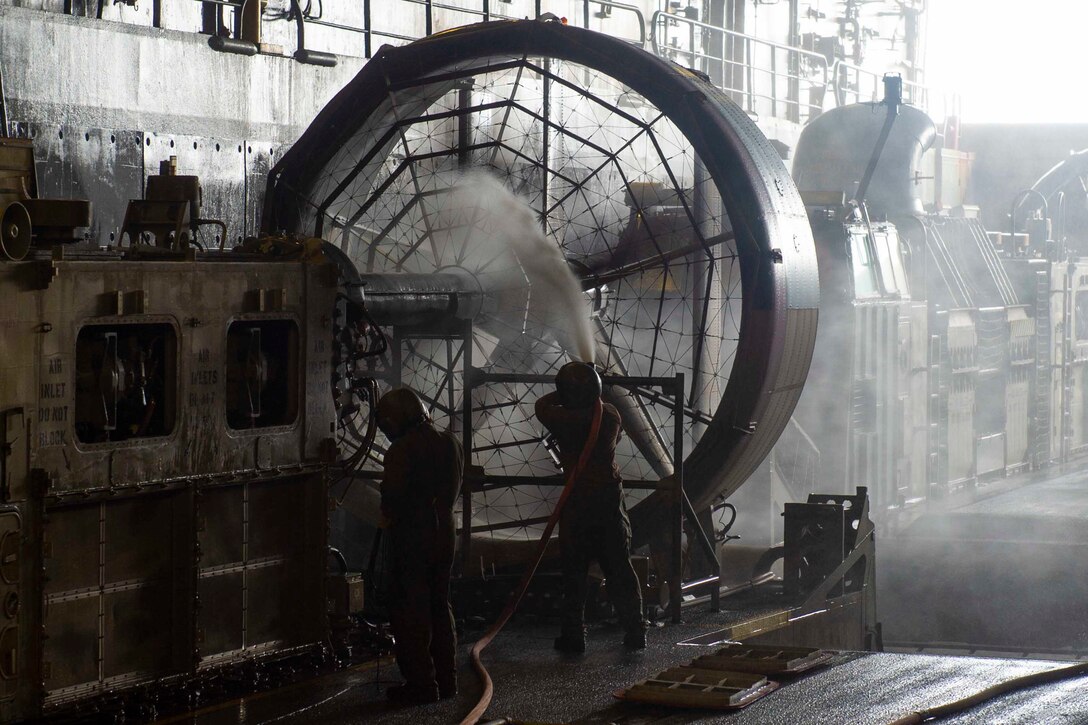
438,171,596,364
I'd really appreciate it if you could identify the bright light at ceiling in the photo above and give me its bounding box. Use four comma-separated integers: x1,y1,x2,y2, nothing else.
926,0,1088,123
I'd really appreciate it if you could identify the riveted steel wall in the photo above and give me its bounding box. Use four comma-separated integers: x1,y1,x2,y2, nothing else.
0,254,336,719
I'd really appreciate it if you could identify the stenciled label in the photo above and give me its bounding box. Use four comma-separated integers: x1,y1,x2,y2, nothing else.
37,355,69,447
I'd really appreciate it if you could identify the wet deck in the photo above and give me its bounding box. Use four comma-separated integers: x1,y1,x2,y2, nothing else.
169,614,1088,724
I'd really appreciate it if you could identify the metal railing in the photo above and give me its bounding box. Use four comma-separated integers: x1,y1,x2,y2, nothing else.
193,0,644,61
651,11,830,124
362,0,649,52
461,368,721,622
111,2,941,125
831,60,927,109
563,0,647,45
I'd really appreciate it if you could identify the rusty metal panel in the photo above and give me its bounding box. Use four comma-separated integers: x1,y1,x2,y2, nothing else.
42,597,97,693
244,143,283,241
5,1,68,11
158,1,204,32
104,497,174,582
303,262,337,460
198,572,244,661
103,585,173,679
22,259,335,493
249,480,300,560
30,126,144,246
25,124,284,250
43,493,191,701
247,564,292,647
86,2,154,26
199,487,243,568
43,507,99,594
0,265,39,436
196,475,327,660
0,509,25,720
0,252,333,717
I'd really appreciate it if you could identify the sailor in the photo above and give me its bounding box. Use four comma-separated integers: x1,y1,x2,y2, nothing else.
378,387,464,703
535,362,646,652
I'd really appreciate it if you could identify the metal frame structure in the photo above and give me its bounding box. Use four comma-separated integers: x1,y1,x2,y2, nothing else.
462,368,721,622
651,11,830,125
264,20,820,532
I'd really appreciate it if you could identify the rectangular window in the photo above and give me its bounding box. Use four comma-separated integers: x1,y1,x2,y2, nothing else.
225,320,300,430
75,323,177,444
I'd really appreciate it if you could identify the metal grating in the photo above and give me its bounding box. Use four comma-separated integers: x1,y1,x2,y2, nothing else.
691,642,834,675
620,666,774,710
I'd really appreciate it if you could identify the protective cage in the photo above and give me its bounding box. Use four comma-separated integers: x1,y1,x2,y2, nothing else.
265,19,819,537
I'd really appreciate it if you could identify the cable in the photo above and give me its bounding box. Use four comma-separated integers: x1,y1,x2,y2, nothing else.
887,661,1088,725
460,399,603,725
712,501,737,543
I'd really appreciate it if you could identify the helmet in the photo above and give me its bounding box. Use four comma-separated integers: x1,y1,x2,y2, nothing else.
376,387,429,440
555,362,602,409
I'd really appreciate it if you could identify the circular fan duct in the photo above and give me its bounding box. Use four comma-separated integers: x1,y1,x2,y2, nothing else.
264,19,818,538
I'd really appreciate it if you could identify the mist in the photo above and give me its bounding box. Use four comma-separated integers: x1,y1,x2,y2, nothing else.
437,171,596,364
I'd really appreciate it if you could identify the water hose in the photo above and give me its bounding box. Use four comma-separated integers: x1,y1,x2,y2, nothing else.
459,399,604,725
887,661,1088,724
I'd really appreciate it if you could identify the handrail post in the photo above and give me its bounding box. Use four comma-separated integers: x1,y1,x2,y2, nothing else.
670,372,684,623
771,46,777,118
688,18,696,75
749,37,756,112
682,490,720,612
364,0,372,57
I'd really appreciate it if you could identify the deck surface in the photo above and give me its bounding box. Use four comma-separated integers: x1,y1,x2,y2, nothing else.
174,613,1088,724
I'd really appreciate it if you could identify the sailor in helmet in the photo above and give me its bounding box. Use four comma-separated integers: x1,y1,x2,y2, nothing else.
377,387,464,703
535,362,646,652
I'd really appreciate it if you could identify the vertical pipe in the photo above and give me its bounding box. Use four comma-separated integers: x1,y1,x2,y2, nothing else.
0,57,7,139
688,20,696,73
446,338,456,426
425,0,433,36
1062,263,1074,461
787,0,799,122
457,83,473,171
670,373,685,624
689,153,715,440
461,322,474,572
541,58,550,229
289,0,306,54
745,38,753,113
707,507,720,613
771,47,777,118
596,326,674,478
240,0,263,44
364,0,372,57
390,328,403,387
